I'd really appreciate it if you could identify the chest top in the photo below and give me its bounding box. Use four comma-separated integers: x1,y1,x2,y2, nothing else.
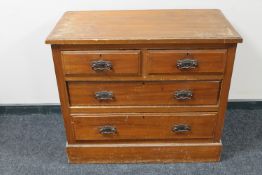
46,9,242,45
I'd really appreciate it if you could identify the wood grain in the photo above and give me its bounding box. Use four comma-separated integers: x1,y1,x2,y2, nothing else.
64,73,224,81
67,142,222,163
51,45,74,143
61,50,141,76
46,9,242,163
72,112,217,141
69,105,219,113
68,81,220,106
58,43,234,50
147,49,227,75
46,9,242,44
214,46,237,141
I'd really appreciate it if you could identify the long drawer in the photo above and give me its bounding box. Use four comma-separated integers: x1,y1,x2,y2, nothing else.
68,81,220,106
72,112,217,141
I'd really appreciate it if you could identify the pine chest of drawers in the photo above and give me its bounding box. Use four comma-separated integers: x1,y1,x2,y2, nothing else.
46,9,242,163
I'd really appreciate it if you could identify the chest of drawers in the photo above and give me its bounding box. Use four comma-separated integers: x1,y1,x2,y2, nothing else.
46,9,242,163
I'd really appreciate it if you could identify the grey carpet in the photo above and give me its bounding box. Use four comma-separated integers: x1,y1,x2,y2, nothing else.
0,106,261,175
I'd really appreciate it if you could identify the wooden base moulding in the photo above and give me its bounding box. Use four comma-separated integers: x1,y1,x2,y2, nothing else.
67,141,222,163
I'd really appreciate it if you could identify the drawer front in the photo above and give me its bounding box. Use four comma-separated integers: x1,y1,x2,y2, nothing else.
61,50,141,76
68,81,220,106
72,113,217,141
147,50,226,75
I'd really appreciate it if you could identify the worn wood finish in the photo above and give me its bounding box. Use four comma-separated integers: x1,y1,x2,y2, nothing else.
68,81,220,106
46,9,242,163
74,138,215,144
67,142,222,163
65,74,224,81
56,43,236,50
147,50,227,75
46,9,242,44
214,46,237,141
51,45,74,143
72,112,217,141
69,105,219,113
61,50,141,76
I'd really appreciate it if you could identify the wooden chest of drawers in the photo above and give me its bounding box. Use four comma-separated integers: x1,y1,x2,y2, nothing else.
46,9,242,163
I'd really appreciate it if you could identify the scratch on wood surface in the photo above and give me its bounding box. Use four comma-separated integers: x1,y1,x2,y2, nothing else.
125,115,129,122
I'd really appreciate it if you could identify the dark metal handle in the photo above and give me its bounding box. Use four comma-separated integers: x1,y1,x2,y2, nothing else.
91,60,112,72
174,90,193,100
177,59,198,70
99,126,117,135
95,91,114,101
172,124,191,133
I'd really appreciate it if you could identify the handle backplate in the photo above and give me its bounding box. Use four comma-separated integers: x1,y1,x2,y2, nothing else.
99,126,117,135
174,90,193,100
172,124,191,133
95,91,114,101
177,58,198,70
91,60,112,72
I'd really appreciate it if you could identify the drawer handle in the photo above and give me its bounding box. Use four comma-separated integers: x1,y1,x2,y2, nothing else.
172,124,191,133
177,59,198,70
174,90,193,100
91,60,112,72
95,91,114,101
99,126,117,135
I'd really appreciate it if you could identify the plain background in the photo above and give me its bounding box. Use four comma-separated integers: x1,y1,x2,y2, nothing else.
0,0,261,104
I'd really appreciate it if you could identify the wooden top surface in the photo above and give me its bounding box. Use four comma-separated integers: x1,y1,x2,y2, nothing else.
46,9,242,45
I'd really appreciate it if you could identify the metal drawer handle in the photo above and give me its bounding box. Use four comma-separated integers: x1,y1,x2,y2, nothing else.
91,60,112,72
95,91,114,101
99,126,117,135
172,124,191,133
174,90,193,100
177,58,198,70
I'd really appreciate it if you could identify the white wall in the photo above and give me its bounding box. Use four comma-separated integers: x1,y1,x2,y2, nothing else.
0,0,262,104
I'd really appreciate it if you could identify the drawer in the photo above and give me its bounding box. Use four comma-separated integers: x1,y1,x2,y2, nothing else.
147,50,226,75
68,81,220,106
61,50,141,76
72,113,217,141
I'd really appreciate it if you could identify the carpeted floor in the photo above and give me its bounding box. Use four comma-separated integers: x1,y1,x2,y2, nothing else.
0,105,261,175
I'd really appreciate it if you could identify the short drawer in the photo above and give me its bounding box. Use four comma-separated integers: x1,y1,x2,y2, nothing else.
61,50,141,76
72,113,217,141
147,50,226,75
68,81,220,106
